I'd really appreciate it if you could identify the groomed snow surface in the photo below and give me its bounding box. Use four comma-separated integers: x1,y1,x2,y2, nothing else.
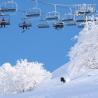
0,21,98,98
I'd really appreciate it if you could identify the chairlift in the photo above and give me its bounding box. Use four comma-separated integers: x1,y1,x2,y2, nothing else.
75,15,91,23
45,4,60,21
53,21,64,29
0,0,18,13
19,18,32,32
46,11,60,20
0,14,10,28
26,8,41,18
62,14,76,26
76,19,91,23
26,0,41,18
75,4,96,16
76,16,91,28
37,20,50,28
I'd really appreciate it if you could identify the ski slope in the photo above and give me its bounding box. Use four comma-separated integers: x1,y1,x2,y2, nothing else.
1,71,98,98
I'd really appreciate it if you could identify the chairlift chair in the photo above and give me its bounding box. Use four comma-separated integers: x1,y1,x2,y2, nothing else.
75,15,91,23
37,20,50,28
19,22,32,29
76,19,91,23
76,16,91,28
19,18,32,31
26,8,41,18
53,21,64,29
76,16,91,23
62,14,76,26
0,0,18,13
46,11,60,21
0,14,10,28
76,4,96,16
77,9,91,15
76,4,88,15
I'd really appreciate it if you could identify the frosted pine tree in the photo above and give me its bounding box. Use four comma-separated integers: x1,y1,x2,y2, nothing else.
67,20,98,80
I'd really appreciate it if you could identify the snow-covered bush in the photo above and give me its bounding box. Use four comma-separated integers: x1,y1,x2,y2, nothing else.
0,59,52,95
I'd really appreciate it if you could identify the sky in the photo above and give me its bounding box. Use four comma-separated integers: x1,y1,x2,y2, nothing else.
0,0,97,71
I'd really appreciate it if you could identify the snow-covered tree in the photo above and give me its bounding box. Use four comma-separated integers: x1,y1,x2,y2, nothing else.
67,21,98,80
0,59,52,95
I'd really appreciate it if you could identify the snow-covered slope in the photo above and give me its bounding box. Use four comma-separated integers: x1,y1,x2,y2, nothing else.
0,19,98,98
52,63,68,78
1,72,98,98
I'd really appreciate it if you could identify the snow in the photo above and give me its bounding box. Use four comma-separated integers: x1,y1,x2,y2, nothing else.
1,74,98,98
52,63,68,78
0,18,98,98
67,21,98,80
0,59,52,95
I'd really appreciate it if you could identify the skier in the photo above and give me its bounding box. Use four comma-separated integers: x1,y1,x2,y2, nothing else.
0,18,6,28
60,77,66,83
22,21,28,30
